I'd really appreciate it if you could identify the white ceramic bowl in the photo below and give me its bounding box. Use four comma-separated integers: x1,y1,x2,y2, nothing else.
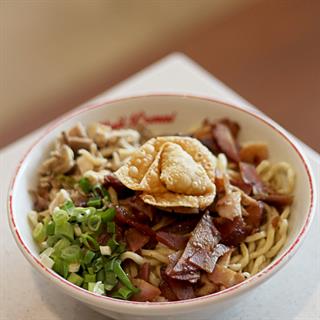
8,95,316,320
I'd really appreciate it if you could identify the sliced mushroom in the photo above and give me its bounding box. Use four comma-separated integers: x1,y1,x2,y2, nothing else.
67,122,87,137
87,123,140,148
40,145,75,175
61,123,93,152
65,135,93,152
87,123,112,147
76,149,107,174
84,169,112,185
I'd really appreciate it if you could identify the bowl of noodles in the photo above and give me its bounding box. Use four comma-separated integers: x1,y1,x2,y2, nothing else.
8,94,316,320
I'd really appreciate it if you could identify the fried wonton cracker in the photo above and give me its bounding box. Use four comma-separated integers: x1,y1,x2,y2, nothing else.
115,136,217,211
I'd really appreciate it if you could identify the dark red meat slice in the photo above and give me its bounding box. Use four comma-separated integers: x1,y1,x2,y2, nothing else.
199,136,220,154
219,118,240,138
160,216,200,235
230,176,252,195
167,212,224,282
138,263,150,282
212,123,240,162
165,251,200,283
103,174,134,199
115,207,155,237
192,120,220,154
97,230,111,245
243,200,264,229
156,231,189,250
115,224,125,242
254,193,293,207
207,264,245,288
131,279,161,302
161,269,195,301
188,243,229,274
125,228,150,252
120,195,154,222
239,162,267,194
159,280,178,301
214,216,252,247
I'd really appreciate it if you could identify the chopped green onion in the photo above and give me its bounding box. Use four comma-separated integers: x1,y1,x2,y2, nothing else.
105,258,116,272
31,196,136,300
113,259,138,293
88,281,105,295
70,207,92,223
83,250,95,265
112,287,133,300
79,177,92,193
100,245,111,256
88,214,102,232
94,281,105,295
28,210,38,227
116,242,126,254
98,208,116,224
74,224,82,237
84,273,96,283
92,184,109,198
52,209,69,224
107,221,115,234
53,237,71,254
68,263,80,273
39,241,48,251
67,273,83,286
87,198,102,208
46,221,55,236
40,247,54,258
40,254,55,269
47,235,61,247
60,200,74,213
88,282,95,293
87,266,94,275
32,222,46,243
104,271,118,291
54,221,74,241
80,234,99,251
96,269,105,282
92,257,104,273
53,258,69,278
60,245,81,263
107,237,119,251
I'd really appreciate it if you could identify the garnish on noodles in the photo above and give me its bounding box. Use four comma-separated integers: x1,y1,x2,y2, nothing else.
28,119,295,301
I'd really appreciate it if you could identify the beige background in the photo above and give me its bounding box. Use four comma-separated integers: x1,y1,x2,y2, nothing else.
1,0,257,147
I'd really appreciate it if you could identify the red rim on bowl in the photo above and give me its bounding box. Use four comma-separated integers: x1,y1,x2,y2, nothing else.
7,94,316,312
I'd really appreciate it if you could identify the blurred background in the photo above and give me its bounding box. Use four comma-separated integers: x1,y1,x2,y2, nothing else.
1,0,319,151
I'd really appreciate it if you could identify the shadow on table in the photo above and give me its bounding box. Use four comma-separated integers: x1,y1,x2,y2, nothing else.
32,217,319,320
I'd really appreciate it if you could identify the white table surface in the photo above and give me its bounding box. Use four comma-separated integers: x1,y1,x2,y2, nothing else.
1,53,319,320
